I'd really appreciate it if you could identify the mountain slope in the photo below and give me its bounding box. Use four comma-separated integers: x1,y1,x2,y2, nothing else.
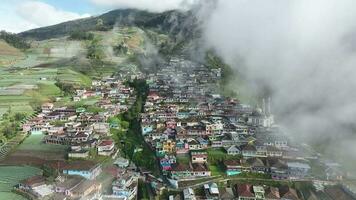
18,9,197,41
0,40,23,56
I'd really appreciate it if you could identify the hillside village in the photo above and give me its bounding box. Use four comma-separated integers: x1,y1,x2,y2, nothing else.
0,56,353,200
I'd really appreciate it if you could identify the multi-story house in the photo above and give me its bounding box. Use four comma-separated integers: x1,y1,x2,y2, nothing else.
191,151,208,163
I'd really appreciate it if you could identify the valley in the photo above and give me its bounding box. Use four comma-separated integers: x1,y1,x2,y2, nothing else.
0,7,354,200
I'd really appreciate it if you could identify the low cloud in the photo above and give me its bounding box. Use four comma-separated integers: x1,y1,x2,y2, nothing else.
200,0,356,164
17,1,90,29
90,0,199,12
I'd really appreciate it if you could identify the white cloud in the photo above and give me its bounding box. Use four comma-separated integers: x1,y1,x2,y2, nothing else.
90,0,199,12
201,0,356,164
16,1,90,28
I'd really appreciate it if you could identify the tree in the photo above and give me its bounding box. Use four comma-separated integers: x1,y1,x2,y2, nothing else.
14,112,26,121
0,31,30,50
69,30,94,40
95,19,108,31
42,164,58,178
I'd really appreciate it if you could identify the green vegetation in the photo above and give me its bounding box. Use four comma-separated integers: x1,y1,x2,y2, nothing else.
207,148,242,165
69,30,94,40
0,111,27,140
176,156,190,165
209,164,225,176
17,133,68,153
87,37,105,61
0,166,42,200
0,31,30,50
113,42,128,55
137,180,150,200
112,79,159,175
42,164,58,178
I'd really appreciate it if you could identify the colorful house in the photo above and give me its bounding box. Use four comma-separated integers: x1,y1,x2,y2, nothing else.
176,140,189,155
170,164,192,180
61,161,102,180
142,125,153,135
191,150,208,163
163,139,176,154
224,160,242,176
160,158,172,171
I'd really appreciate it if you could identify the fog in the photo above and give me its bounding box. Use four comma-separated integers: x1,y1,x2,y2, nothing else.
199,0,356,166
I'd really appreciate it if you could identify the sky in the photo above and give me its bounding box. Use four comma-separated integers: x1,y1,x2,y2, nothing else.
0,0,198,33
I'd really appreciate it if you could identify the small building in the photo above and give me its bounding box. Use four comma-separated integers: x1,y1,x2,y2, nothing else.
242,144,257,158
60,161,102,180
68,149,89,159
114,157,130,168
98,140,115,156
224,160,243,176
183,188,196,200
265,187,280,200
287,161,311,180
204,182,220,199
112,172,138,200
55,176,101,198
253,186,265,199
191,151,208,163
42,103,54,113
235,184,255,200
192,163,211,177
17,175,53,198
226,145,241,155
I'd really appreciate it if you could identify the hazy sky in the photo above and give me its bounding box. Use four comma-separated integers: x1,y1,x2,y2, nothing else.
0,0,198,33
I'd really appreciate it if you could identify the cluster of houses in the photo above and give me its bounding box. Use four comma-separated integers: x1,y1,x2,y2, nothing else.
18,74,142,199
16,158,139,200
173,183,300,200
22,77,136,159
15,56,347,199
140,57,314,186
16,161,102,199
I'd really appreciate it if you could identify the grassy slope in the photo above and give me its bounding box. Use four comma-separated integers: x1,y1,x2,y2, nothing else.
0,40,25,67
0,40,23,56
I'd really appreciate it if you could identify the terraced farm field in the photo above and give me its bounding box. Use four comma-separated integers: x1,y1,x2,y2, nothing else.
17,133,68,153
0,165,42,200
1,133,67,166
0,64,95,119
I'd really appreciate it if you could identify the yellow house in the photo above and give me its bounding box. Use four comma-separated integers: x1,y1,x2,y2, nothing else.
163,139,176,153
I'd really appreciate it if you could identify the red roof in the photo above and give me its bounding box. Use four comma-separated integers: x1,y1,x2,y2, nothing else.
171,163,190,171
236,184,254,197
192,163,208,172
99,140,114,146
148,91,159,97
224,159,241,167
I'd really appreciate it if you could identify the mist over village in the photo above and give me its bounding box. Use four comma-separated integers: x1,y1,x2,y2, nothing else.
0,0,355,200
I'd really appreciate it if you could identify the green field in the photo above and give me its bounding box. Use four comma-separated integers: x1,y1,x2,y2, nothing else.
0,165,42,200
17,133,68,153
0,65,91,118
209,164,225,176
207,148,227,157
